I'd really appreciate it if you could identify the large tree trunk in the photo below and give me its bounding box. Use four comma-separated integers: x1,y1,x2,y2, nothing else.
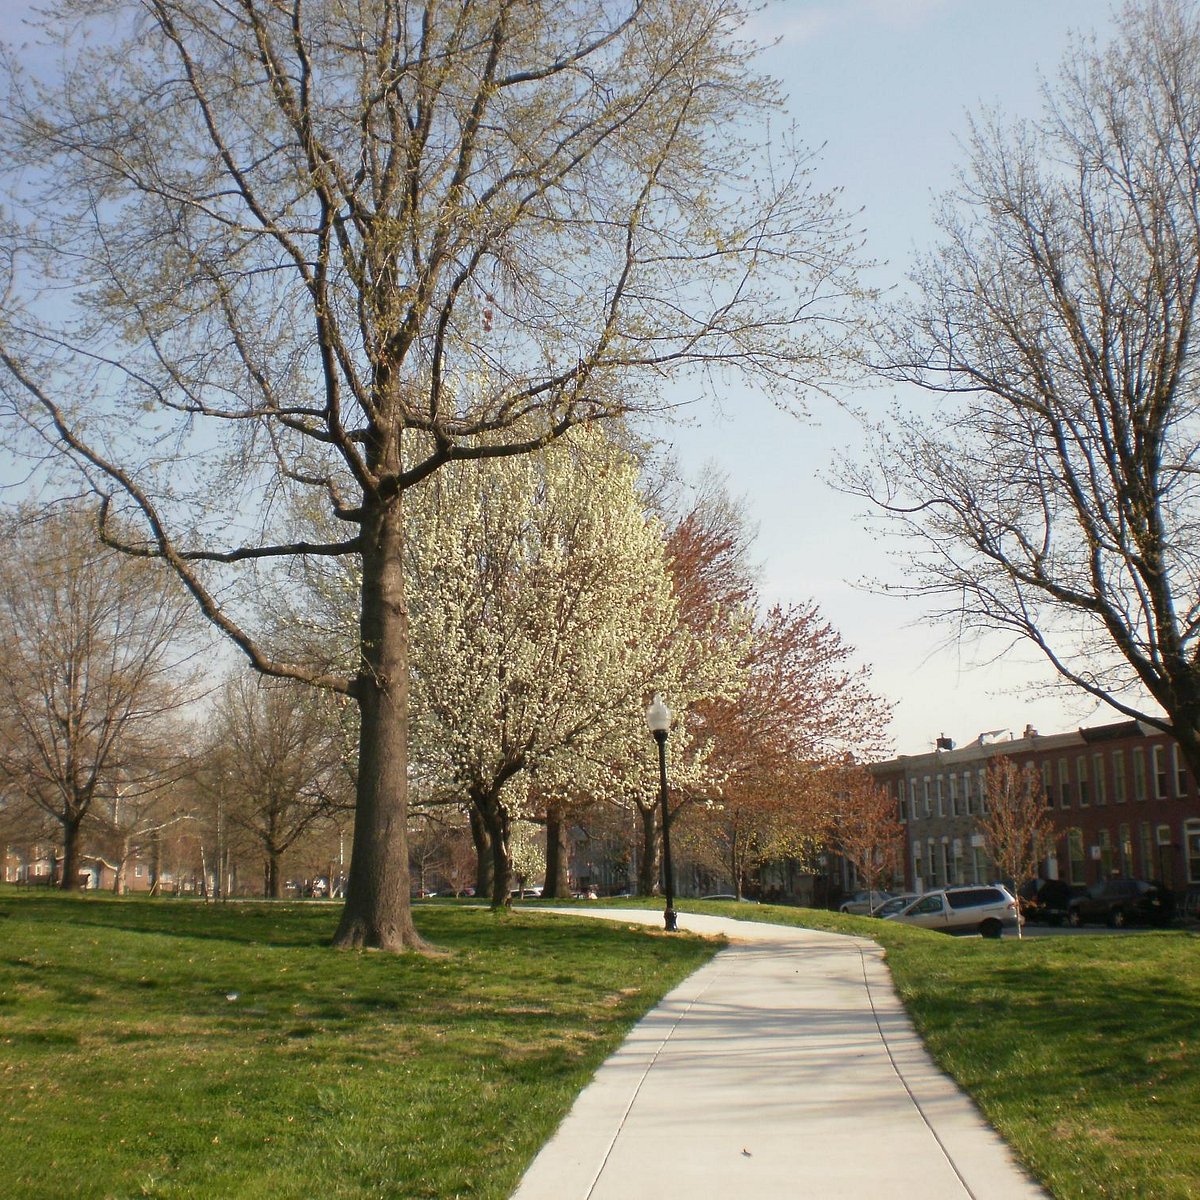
637,803,659,897
470,806,494,899
266,850,284,899
542,803,571,899
59,813,83,891
1173,718,1200,793
475,793,513,909
334,498,425,951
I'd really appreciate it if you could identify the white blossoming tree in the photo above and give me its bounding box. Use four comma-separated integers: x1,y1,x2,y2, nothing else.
404,427,743,906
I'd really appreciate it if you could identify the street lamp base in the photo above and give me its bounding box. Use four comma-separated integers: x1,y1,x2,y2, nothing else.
664,907,678,932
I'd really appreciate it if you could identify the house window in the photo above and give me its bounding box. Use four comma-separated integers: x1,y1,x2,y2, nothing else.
1098,829,1112,878
1133,747,1147,801
926,840,939,887
897,782,906,824
1058,759,1072,808
1186,820,1200,885
1119,823,1133,875
134,864,144,878
1041,762,1054,808
972,843,988,884
1113,751,1127,803
935,776,945,818
1153,745,1168,800
1067,828,1085,885
1172,745,1188,797
1157,824,1174,886
1140,821,1155,877
908,780,918,823
923,778,932,818
1093,754,1106,805
978,769,987,815
1076,756,1090,807
962,771,973,815
948,774,959,817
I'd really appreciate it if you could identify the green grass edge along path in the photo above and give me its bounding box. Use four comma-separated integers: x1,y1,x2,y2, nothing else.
0,892,717,1200
4,892,1199,1200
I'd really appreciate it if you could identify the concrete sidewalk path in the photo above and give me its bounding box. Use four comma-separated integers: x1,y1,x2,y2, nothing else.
511,909,1047,1200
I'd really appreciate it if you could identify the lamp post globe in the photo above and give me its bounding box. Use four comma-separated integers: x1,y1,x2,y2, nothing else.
645,693,677,932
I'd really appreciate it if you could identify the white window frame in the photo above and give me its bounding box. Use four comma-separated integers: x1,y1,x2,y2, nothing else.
1153,745,1168,800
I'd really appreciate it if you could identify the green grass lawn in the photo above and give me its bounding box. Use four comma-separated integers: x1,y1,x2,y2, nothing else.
0,891,717,1200
3,891,1197,1200
883,926,1200,1200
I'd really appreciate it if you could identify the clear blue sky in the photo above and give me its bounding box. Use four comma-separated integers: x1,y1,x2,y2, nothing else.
651,0,1131,755
0,0,1130,754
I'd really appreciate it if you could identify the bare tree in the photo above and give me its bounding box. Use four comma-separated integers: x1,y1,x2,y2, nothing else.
0,506,199,889
979,756,1055,937
90,776,192,895
0,1,863,949
850,0,1200,775
205,673,350,899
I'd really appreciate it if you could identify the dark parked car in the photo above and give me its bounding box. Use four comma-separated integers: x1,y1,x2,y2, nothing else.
1019,879,1078,926
1068,879,1175,928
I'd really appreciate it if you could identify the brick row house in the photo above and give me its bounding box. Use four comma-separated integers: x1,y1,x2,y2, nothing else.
870,720,1200,903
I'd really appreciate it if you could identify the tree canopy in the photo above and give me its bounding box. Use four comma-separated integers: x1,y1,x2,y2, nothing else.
0,506,199,889
851,0,1200,777
0,0,864,948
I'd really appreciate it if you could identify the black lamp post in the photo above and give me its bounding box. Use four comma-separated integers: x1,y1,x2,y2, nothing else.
646,692,677,932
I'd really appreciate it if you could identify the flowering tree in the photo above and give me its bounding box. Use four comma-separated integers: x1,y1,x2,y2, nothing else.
620,484,757,895
655,480,893,897
829,766,902,908
0,0,862,949
405,427,738,906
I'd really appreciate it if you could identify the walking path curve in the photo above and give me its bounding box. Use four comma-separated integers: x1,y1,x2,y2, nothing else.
511,908,1048,1200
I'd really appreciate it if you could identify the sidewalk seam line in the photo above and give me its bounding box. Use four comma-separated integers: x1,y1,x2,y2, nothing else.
857,941,980,1200
581,948,734,1200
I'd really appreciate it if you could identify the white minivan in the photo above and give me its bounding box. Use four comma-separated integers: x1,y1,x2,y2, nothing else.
886,885,1020,938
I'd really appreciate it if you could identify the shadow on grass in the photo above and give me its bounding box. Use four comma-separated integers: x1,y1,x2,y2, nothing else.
1,890,706,1038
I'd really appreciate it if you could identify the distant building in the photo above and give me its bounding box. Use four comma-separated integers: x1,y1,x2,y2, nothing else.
871,720,1200,898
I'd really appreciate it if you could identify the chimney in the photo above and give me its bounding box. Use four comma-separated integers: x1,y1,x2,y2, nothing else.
935,734,955,751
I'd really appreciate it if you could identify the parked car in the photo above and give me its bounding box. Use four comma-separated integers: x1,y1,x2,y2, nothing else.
869,892,920,919
886,885,1020,938
1019,878,1078,926
1067,879,1174,928
838,889,894,915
